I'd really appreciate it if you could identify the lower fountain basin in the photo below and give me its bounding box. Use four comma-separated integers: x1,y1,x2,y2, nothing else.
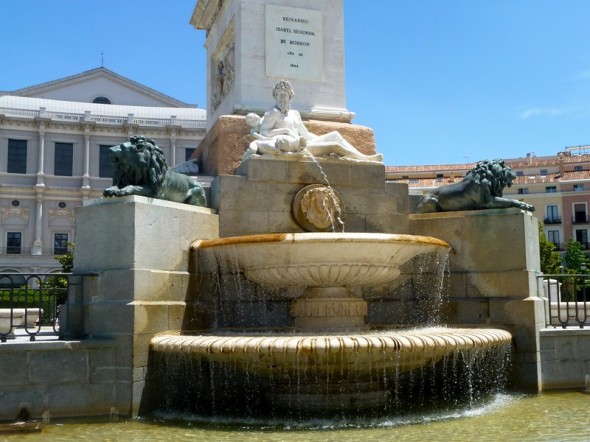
151,327,511,412
151,327,512,377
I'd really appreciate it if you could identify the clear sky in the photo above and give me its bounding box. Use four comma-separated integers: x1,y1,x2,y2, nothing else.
2,0,590,166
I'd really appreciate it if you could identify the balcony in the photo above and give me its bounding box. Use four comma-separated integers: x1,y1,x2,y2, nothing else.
572,216,589,224
0,247,69,256
544,217,562,225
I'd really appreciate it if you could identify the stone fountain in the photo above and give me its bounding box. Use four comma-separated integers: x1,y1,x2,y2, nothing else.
145,73,513,415
150,231,511,414
66,0,543,420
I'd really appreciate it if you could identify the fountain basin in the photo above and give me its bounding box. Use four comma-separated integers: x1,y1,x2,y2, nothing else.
193,232,450,288
152,328,511,376
150,328,512,412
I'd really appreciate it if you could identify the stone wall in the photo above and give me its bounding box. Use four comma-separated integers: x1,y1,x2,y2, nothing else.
0,340,118,421
407,209,545,392
540,328,590,389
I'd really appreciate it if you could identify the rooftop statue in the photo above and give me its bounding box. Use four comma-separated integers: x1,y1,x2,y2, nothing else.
103,135,207,207
416,159,535,213
243,80,383,162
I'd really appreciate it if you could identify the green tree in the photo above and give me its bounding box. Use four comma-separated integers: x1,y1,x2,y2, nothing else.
42,243,74,305
538,222,562,274
562,238,589,301
563,238,588,273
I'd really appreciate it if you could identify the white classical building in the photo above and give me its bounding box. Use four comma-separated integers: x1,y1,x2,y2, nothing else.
0,67,207,274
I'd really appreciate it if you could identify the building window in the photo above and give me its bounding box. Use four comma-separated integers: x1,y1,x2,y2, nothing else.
547,230,560,248
545,205,560,223
576,229,589,249
518,188,529,194
575,165,583,172
54,233,69,255
93,96,111,104
99,145,114,178
573,184,585,192
6,232,22,255
54,142,73,176
7,139,27,174
185,148,195,161
545,186,557,193
516,171,524,176
540,169,548,175
574,203,588,224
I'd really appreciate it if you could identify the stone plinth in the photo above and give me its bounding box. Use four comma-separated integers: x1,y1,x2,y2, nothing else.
408,209,544,392
193,115,378,177
190,0,351,127
210,156,407,237
72,196,219,416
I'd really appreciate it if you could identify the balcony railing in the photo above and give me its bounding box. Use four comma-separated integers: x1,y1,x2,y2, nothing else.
0,247,71,257
0,107,207,129
572,216,589,224
551,242,565,251
544,217,562,225
541,274,590,328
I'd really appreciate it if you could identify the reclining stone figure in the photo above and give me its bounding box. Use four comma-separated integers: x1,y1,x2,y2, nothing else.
243,80,383,162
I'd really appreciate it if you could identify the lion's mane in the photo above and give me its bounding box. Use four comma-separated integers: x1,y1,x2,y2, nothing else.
104,135,207,207
463,159,516,197
111,135,167,191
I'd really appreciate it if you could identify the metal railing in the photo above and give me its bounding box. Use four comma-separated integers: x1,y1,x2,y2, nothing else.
0,273,69,342
541,274,590,328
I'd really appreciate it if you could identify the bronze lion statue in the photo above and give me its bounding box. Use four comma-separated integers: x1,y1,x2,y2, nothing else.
416,159,534,213
103,135,207,207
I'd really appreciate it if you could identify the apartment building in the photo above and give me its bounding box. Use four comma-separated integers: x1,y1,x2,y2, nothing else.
386,148,590,253
0,68,207,275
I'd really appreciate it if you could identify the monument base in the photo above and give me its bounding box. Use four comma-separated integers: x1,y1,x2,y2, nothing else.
72,196,219,416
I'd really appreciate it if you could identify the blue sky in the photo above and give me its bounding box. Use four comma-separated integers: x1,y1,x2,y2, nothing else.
2,1,590,166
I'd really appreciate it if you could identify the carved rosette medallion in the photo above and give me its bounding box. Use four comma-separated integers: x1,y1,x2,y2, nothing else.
292,184,345,232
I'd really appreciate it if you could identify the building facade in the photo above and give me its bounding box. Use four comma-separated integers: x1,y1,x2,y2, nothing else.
386,148,590,255
0,68,207,274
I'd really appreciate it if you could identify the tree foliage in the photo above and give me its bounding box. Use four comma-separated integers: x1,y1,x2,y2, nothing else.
42,243,74,304
563,238,588,274
538,222,562,274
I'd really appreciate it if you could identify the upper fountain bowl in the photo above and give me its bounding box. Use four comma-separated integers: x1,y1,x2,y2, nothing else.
194,232,450,288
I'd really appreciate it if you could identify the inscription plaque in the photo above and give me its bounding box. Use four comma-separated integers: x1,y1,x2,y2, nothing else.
265,5,323,81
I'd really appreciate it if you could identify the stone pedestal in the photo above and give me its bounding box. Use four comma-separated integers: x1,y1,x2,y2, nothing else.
408,208,544,392
190,0,351,127
210,156,408,237
72,196,219,416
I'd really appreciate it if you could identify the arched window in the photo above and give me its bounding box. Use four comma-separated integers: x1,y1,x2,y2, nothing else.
92,96,111,104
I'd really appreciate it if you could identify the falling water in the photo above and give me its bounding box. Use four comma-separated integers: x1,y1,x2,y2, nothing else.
147,234,511,423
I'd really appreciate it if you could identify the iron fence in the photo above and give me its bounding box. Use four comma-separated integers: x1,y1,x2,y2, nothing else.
0,273,69,342
541,274,590,328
